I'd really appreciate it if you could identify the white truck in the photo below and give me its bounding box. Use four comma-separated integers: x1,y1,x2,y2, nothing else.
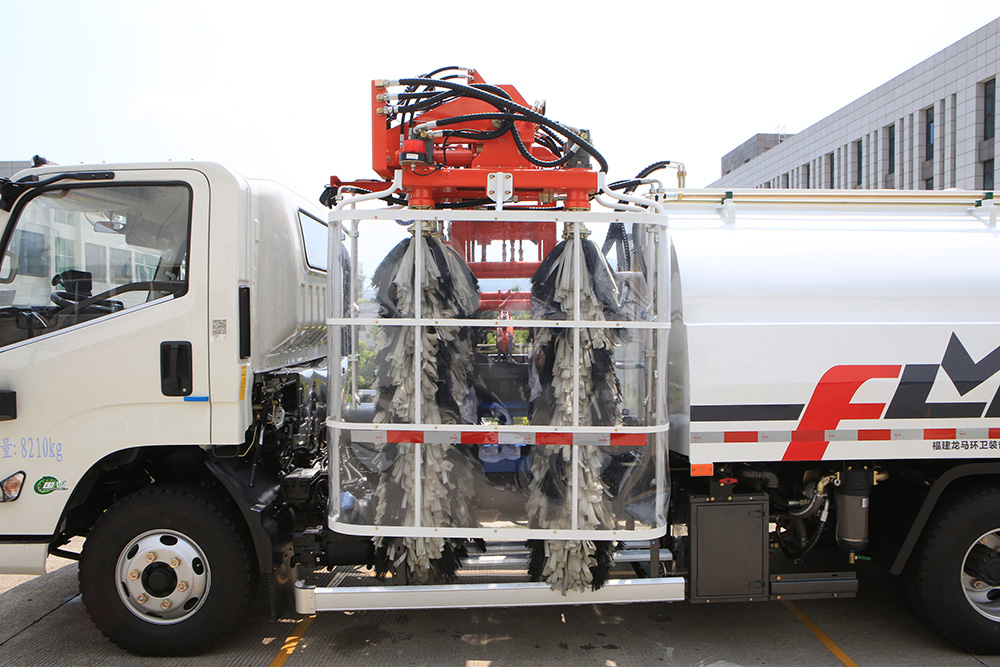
2,69,1000,656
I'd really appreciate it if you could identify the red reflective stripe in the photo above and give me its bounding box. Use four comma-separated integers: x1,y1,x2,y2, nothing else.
924,428,956,440
858,429,892,441
990,428,1000,439
461,432,499,444
610,433,647,447
387,430,424,444
791,430,826,441
724,431,758,443
536,433,573,445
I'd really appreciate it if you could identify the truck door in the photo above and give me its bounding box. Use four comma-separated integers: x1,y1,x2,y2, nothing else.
0,168,210,568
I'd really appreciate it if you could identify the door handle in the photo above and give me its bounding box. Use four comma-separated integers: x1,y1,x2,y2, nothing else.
160,341,192,397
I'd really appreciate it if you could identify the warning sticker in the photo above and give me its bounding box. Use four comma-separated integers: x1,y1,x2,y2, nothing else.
211,319,228,342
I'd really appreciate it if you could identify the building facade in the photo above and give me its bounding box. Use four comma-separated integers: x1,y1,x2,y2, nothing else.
711,18,998,192
0,161,32,179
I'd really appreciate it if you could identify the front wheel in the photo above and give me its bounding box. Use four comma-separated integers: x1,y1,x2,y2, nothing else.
911,487,1000,653
79,485,256,656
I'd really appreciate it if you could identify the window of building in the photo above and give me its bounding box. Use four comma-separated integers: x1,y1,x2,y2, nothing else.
856,140,863,186
983,79,995,191
11,230,47,277
54,237,75,275
887,124,896,175
782,173,789,188
925,106,935,162
802,163,810,189
134,253,159,282
827,152,835,188
986,78,996,142
110,248,132,284
85,243,107,283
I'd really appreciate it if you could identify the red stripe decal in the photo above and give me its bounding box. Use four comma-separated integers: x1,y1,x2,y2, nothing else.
536,432,573,445
610,433,647,447
461,431,499,445
387,430,424,444
724,431,758,443
858,429,892,441
924,428,956,440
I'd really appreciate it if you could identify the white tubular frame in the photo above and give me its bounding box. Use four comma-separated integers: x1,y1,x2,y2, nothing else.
328,185,671,540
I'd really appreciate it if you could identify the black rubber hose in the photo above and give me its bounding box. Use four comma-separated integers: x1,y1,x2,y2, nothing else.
635,160,673,179
776,500,829,559
397,83,511,122
510,124,575,168
395,79,574,169
319,185,407,208
404,66,465,93
397,77,608,172
607,179,644,192
608,161,677,194
421,65,464,79
409,111,574,167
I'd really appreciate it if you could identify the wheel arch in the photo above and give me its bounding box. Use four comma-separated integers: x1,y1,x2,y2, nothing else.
57,445,289,580
889,463,1000,575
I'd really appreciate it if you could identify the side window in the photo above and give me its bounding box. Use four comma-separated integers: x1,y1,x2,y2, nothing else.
0,184,191,349
298,210,328,272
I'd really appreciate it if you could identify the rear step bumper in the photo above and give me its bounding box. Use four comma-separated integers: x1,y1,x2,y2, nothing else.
295,577,686,614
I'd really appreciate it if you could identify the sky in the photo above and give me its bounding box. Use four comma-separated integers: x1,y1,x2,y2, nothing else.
2,1,999,201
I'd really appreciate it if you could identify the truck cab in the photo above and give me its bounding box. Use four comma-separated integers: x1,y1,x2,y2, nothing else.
0,161,326,654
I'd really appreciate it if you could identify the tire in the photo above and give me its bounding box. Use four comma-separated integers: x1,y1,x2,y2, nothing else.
911,487,1000,654
79,485,256,656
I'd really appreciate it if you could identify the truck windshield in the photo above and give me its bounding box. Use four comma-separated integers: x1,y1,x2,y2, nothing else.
0,183,191,348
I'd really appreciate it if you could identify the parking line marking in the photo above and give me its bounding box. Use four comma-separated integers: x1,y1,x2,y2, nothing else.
782,600,859,667
268,616,314,667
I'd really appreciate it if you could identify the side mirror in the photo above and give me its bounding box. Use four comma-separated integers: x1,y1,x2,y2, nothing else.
0,250,17,284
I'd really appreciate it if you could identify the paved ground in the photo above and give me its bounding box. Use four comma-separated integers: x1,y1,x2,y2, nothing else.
1,556,999,666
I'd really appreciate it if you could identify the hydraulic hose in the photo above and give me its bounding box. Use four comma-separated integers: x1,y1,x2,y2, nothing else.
396,77,609,172
608,161,677,194
777,497,830,559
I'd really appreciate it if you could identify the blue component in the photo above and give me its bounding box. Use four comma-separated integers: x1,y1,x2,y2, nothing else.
183,396,209,402
340,491,356,511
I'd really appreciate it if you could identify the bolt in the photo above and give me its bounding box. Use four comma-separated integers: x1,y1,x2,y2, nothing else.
488,190,495,195
974,580,989,590
177,581,188,592
161,600,172,610
489,174,495,179
136,593,148,604
169,558,181,568
128,569,140,581
145,552,156,563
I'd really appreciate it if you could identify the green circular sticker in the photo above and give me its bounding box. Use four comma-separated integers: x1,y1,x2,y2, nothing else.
34,477,66,495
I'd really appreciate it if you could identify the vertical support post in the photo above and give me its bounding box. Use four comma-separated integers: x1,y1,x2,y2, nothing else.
571,221,582,532
654,220,671,527
349,212,360,404
328,218,345,524
412,222,424,527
